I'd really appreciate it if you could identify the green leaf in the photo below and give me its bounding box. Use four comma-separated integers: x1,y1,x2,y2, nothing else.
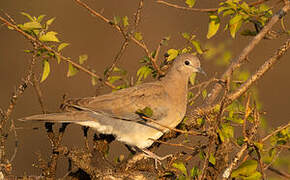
56,55,61,64
58,43,70,52
223,9,235,16
113,16,121,25
113,67,127,75
67,63,79,77
190,166,199,177
191,40,203,54
21,21,42,31
196,118,205,126
231,160,258,178
91,76,97,86
167,49,179,61
229,14,243,38
185,0,196,8
207,14,220,39
37,15,46,23
20,12,34,21
137,65,152,81
172,162,187,175
40,59,50,82
46,17,56,27
243,171,262,180
107,76,122,84
209,153,216,165
79,54,88,64
136,106,153,118
221,123,234,139
202,89,207,99
182,32,190,40
39,31,59,42
189,73,196,85
122,16,129,27
134,32,143,41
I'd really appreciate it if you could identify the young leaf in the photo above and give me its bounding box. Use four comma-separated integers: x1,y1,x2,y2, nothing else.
107,76,122,84
20,12,34,21
113,16,121,25
134,32,143,41
182,32,190,40
37,15,46,23
185,0,196,8
122,16,129,27
229,14,243,38
79,54,88,64
46,17,56,27
190,166,200,177
58,43,69,52
91,76,97,86
209,153,216,165
40,59,50,82
21,21,42,31
172,162,187,175
167,49,179,61
207,14,220,39
137,65,152,81
189,73,196,85
56,55,61,64
202,89,207,99
136,107,153,118
67,63,79,77
39,31,59,42
191,40,203,54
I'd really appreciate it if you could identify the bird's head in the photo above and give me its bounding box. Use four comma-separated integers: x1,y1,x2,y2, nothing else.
172,53,205,76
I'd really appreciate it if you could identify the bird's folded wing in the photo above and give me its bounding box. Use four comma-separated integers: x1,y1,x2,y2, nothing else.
63,82,170,120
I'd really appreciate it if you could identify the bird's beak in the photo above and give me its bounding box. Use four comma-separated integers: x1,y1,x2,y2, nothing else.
197,67,207,76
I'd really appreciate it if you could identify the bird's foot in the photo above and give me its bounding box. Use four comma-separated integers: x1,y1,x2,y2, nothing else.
141,149,173,169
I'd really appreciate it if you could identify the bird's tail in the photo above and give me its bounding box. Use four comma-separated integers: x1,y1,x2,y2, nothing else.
19,111,94,123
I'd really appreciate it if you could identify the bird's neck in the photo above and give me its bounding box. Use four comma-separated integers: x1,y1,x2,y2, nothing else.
161,69,189,106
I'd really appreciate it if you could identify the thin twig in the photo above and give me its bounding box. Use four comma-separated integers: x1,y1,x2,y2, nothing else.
105,0,144,78
149,138,204,151
0,15,116,89
262,122,290,142
205,2,290,105
156,0,217,12
141,116,207,136
156,0,268,13
268,166,290,179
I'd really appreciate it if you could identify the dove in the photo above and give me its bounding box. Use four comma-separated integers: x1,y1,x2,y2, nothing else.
21,53,204,162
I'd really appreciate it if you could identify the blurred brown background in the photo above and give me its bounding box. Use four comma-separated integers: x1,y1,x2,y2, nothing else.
0,0,289,177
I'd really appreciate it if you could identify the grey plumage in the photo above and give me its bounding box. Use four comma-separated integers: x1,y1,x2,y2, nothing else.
21,53,203,149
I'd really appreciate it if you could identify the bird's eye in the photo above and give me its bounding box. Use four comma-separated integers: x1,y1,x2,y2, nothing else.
184,60,190,65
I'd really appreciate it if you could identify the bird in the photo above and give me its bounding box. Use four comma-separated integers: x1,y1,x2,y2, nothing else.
21,53,204,163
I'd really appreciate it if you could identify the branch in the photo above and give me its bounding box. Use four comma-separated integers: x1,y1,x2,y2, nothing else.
261,122,290,142
205,2,290,105
105,0,144,77
156,0,217,12
0,15,116,89
227,38,290,102
156,0,269,13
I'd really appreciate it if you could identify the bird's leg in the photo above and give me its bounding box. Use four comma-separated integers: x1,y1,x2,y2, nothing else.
141,148,172,169
82,126,90,151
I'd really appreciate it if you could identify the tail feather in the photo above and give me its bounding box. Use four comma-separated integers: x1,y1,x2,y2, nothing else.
20,111,95,123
